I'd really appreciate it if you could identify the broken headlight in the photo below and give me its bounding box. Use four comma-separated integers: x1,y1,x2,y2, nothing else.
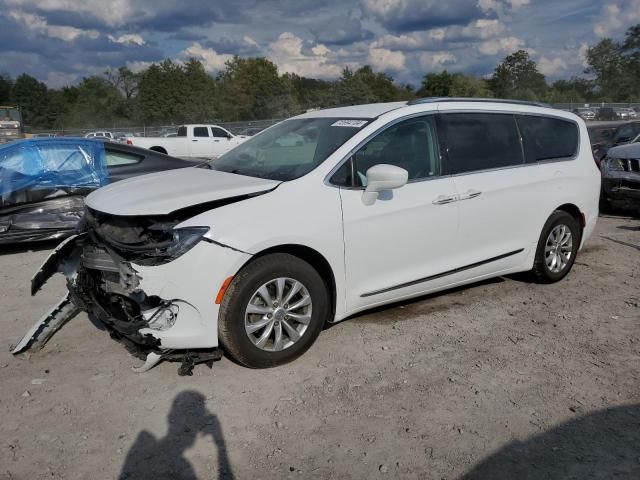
113,226,210,266
604,157,625,171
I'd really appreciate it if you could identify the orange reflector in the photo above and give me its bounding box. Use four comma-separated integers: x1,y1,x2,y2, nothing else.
215,276,234,304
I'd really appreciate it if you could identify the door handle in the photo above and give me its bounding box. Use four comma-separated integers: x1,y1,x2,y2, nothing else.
432,194,459,205
192,139,198,142
459,189,482,201
214,139,220,142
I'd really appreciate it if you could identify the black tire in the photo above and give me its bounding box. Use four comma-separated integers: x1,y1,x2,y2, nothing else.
531,210,581,283
218,253,329,368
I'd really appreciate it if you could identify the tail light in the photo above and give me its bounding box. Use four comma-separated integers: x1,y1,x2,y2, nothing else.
126,139,133,145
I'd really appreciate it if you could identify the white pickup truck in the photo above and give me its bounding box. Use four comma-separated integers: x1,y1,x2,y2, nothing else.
125,124,249,159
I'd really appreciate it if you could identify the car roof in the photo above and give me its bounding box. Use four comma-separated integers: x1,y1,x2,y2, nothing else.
295,98,565,120
296,102,407,119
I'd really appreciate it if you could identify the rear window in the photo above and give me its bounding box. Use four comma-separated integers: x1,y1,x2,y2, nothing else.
517,115,579,162
438,113,524,175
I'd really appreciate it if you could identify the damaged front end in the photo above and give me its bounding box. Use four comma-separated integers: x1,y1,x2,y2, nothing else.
13,207,241,374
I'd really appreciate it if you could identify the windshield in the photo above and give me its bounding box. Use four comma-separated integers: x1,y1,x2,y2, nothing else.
0,108,20,122
204,118,369,181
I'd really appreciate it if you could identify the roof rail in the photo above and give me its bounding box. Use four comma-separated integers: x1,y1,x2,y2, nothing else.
406,97,551,108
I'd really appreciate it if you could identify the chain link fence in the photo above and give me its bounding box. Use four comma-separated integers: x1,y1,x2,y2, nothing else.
26,102,640,137
28,118,283,138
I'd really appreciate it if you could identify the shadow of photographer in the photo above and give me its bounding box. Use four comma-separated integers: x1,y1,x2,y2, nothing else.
119,390,235,480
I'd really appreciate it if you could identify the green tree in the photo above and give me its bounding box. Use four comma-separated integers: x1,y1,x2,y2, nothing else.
544,78,594,103
417,70,454,97
449,74,492,97
182,58,218,122
351,66,399,102
11,74,51,128
136,60,188,124
585,38,626,100
217,57,297,121
489,50,548,100
58,76,125,128
283,73,337,111
620,24,640,100
336,67,377,105
0,74,12,104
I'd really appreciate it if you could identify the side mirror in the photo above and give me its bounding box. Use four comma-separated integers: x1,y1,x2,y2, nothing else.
362,164,408,205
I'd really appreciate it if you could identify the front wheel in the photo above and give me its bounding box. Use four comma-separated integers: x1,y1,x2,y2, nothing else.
531,211,581,283
218,253,330,368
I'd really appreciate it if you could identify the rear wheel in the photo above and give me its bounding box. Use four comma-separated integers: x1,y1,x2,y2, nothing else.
218,253,329,368
532,210,581,283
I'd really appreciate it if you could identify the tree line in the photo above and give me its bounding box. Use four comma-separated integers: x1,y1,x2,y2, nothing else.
1,23,638,130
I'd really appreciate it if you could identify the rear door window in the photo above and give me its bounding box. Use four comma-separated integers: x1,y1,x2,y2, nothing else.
437,113,523,175
193,127,209,138
517,115,579,162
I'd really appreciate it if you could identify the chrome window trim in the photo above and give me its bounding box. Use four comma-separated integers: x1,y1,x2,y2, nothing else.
324,108,582,190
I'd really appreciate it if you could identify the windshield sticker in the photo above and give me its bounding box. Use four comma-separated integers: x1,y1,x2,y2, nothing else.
331,120,368,128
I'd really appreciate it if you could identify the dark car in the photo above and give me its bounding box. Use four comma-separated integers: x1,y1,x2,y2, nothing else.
597,107,619,121
588,121,640,164
0,138,199,244
600,142,640,210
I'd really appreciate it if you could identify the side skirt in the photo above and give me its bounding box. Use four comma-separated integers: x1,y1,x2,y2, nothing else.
361,248,525,298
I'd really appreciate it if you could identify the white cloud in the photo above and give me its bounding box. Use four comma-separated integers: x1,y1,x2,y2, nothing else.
577,42,590,69
478,36,524,55
372,19,505,51
108,34,145,46
478,0,530,14
182,42,233,72
537,56,568,76
594,0,640,37
8,10,100,41
126,60,154,73
44,71,78,88
368,47,406,72
243,36,259,48
5,0,135,28
419,51,457,70
268,32,344,78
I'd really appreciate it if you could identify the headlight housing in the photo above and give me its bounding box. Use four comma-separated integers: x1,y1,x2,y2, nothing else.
105,226,210,266
604,157,626,171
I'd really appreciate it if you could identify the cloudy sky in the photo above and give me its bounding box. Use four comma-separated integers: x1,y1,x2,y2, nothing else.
1,0,639,88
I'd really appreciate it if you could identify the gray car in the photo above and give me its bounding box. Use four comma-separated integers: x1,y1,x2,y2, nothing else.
601,142,640,209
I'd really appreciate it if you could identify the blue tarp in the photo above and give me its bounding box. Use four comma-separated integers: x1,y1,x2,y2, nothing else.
0,138,109,198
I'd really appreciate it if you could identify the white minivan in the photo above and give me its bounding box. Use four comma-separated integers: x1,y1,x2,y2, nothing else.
16,99,600,372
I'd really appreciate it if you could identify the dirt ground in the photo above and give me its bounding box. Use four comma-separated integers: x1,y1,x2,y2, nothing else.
1,213,639,480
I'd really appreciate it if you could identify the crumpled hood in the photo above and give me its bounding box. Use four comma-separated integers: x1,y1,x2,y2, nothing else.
86,167,280,216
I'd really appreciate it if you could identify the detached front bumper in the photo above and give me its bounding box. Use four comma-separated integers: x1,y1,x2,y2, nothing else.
17,232,251,358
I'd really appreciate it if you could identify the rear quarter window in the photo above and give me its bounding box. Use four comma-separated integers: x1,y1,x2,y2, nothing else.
105,150,142,167
517,115,579,162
